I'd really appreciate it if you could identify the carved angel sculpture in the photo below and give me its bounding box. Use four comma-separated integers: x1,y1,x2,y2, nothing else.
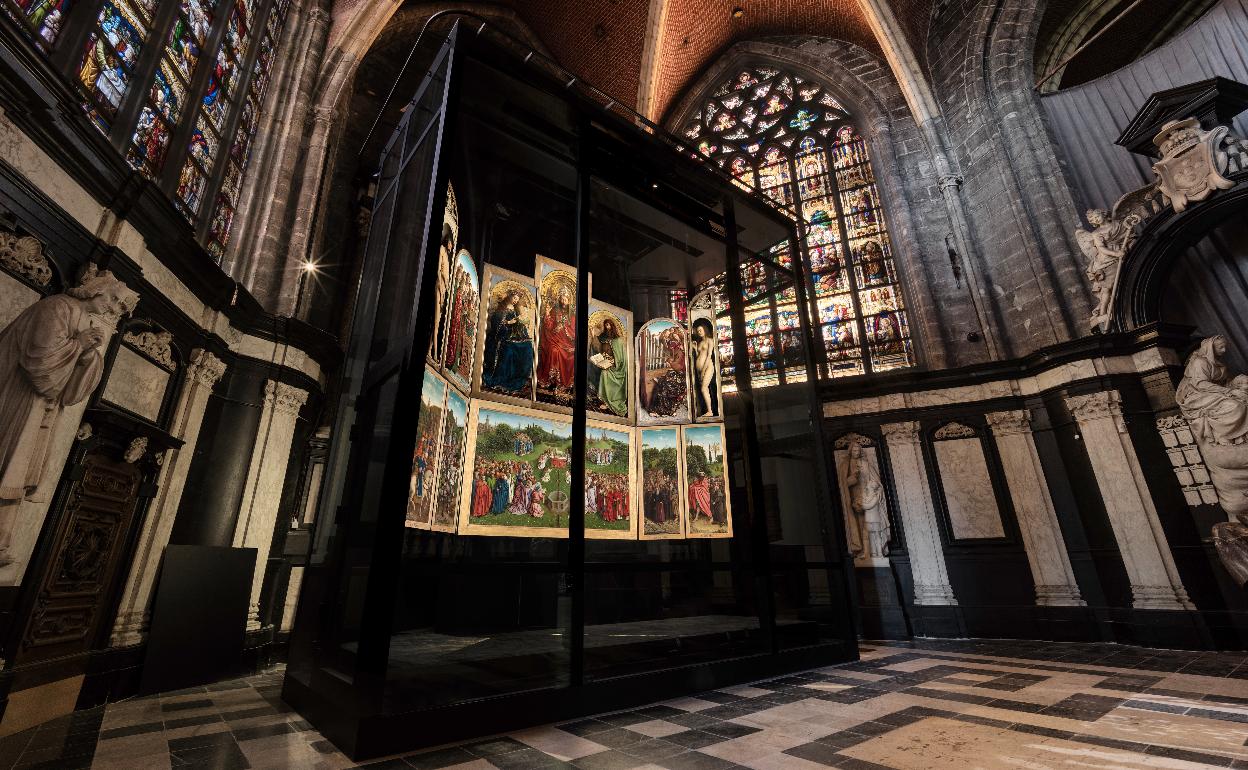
1075,209,1134,333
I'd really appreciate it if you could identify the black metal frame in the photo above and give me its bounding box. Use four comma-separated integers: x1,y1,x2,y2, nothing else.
282,26,857,760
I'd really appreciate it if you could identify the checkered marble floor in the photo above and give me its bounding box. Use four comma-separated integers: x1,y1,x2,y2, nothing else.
1,639,1247,769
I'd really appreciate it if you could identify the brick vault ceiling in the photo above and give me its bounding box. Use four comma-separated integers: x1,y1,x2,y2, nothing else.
330,1,940,121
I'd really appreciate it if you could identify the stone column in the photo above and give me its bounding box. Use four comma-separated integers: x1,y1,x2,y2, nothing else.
1064,391,1193,611
880,421,957,605
233,380,308,630
111,350,228,646
985,410,1085,607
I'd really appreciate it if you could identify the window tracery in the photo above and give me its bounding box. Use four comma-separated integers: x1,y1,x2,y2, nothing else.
686,66,915,379
2,0,292,264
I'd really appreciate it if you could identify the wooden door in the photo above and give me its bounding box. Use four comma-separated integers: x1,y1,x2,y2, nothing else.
14,449,144,664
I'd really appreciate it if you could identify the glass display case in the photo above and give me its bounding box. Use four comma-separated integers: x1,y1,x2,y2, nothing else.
283,25,857,760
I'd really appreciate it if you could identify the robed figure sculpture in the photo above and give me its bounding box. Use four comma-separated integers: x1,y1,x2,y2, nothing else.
0,266,137,561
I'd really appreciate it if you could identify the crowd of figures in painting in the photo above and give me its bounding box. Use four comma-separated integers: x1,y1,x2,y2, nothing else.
404,182,732,540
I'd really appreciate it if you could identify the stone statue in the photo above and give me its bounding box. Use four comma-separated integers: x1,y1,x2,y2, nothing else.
1075,208,1138,334
1212,521,1248,588
0,266,137,560
845,442,890,564
1176,335,1248,519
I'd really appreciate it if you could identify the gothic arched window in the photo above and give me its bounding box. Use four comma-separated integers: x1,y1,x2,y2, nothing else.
1,0,292,262
683,66,915,378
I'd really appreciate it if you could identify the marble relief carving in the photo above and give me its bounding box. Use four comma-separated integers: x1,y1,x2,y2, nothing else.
0,265,137,571
1071,111,1245,335
1156,415,1219,507
1152,118,1236,213
0,230,53,289
122,328,176,371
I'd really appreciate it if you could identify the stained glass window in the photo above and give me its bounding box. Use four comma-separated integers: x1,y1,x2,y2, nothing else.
204,0,289,259
76,1,155,131
687,66,914,379
3,0,70,48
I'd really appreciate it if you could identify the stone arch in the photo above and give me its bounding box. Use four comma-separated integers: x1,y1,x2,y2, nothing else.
1115,180,1248,332
666,37,989,370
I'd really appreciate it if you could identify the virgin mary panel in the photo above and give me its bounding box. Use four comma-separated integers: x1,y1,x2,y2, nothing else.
472,265,537,407
636,318,691,425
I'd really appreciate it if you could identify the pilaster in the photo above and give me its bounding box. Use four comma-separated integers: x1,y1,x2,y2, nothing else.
881,421,957,605
234,380,308,630
985,410,1085,607
1064,391,1193,611
111,350,228,646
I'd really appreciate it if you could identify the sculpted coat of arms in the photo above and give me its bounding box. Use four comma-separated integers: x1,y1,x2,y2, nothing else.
1152,117,1235,212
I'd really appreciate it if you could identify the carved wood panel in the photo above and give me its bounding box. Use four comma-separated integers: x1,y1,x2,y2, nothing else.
14,449,143,664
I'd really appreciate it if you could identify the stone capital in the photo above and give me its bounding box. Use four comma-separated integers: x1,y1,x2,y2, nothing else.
880,421,921,445
265,380,309,417
1064,390,1123,424
986,410,1031,437
187,349,227,389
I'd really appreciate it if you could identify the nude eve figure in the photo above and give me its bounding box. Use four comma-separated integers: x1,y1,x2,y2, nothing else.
690,318,717,418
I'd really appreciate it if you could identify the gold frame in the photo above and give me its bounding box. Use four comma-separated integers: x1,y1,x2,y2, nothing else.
635,317,692,426
583,418,638,540
472,264,538,408
681,424,733,539
637,426,687,540
688,288,724,424
457,400,573,538
405,366,449,531
533,255,590,415
438,248,480,395
586,300,635,426
429,385,470,533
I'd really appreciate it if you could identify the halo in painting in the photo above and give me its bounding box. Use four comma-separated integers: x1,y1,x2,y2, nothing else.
587,301,633,425
473,265,537,406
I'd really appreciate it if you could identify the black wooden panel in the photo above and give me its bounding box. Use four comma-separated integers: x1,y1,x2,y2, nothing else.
140,545,255,695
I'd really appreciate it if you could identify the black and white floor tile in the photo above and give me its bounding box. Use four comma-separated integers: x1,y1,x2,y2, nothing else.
1,639,1247,769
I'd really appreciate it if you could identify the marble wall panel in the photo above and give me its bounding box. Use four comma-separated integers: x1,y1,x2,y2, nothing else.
934,437,1005,540
101,347,170,422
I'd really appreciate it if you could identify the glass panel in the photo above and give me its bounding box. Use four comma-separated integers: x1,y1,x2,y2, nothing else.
77,0,154,130
3,0,72,48
382,54,578,711
583,178,767,681
205,8,289,258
